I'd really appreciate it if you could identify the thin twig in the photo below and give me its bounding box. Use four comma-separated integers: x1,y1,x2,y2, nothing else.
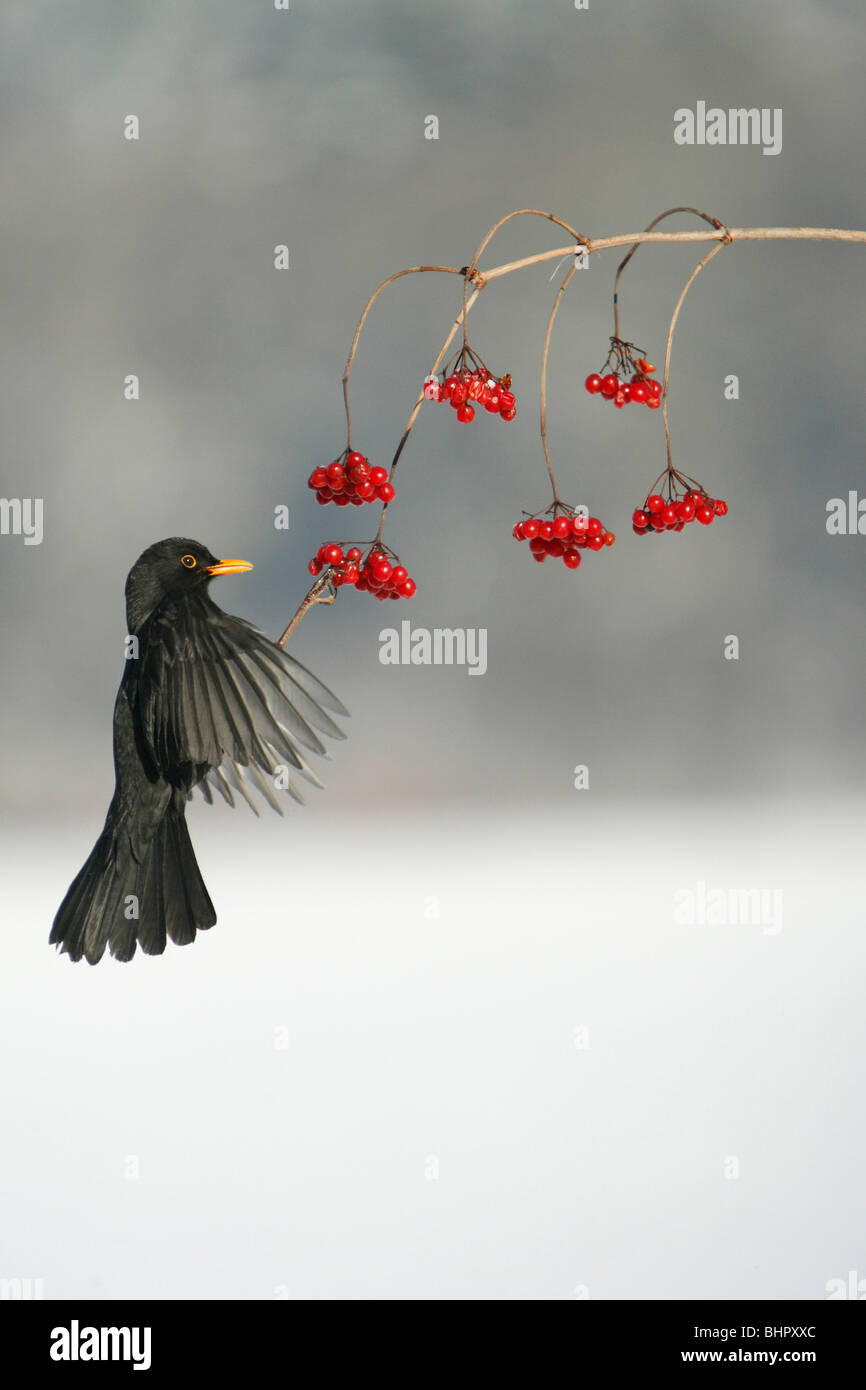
342,265,463,448
540,262,577,503
482,226,866,283
374,285,483,543
277,571,335,649
661,242,728,468
613,206,725,338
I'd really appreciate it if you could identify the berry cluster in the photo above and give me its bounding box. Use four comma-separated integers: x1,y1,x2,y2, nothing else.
308,451,395,507
424,370,517,424
423,345,516,424
585,370,662,410
512,511,615,569
585,338,661,410
632,491,728,535
308,543,417,599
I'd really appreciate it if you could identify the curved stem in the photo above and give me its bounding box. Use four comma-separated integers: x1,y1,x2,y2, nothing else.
661,242,727,468
342,265,463,447
613,206,725,338
465,208,589,283
458,210,587,366
373,284,484,544
540,263,577,503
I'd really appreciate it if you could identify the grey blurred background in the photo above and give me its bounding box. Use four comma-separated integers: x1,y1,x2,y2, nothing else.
1,0,864,1300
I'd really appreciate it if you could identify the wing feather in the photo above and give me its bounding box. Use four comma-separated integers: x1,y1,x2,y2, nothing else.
131,593,348,812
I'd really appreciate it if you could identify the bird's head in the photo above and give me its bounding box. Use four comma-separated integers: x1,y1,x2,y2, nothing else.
125,537,253,631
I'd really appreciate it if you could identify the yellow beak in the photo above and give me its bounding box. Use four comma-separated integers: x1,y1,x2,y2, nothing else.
206,558,254,577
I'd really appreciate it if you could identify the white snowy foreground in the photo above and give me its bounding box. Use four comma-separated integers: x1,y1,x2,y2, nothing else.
1,798,863,1301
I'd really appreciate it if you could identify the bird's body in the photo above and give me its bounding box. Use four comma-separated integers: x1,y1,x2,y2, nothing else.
50,538,347,964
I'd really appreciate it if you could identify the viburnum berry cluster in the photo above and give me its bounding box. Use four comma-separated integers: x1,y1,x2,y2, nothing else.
512,506,615,569
423,345,516,424
275,206,866,655
308,451,395,507
632,469,727,535
585,338,662,410
308,542,417,599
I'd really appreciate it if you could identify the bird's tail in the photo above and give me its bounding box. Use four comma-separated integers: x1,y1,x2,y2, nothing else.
50,799,216,964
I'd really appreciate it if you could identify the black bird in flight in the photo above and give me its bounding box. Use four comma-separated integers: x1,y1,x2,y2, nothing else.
50,537,348,965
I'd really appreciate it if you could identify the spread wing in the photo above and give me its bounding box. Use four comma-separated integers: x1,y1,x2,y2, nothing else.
129,593,348,814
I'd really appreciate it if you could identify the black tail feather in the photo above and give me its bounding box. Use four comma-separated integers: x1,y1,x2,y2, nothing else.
50,802,216,964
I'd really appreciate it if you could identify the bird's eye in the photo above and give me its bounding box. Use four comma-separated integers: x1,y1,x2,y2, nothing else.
181,555,197,569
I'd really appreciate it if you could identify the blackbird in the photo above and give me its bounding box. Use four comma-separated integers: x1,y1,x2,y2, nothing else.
50,537,348,964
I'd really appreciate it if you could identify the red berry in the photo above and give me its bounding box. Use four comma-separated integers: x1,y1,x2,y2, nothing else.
714,498,728,517
585,373,603,395
587,517,603,538
676,500,695,522
646,495,664,514
696,504,715,525
587,535,604,551
648,380,662,399
539,521,555,540
346,451,365,468
646,397,661,410
369,466,388,486
571,514,588,534
529,536,546,553
500,406,517,421
603,531,615,547
355,480,375,500
562,550,581,569
600,374,619,399
377,482,395,502
323,544,343,564
522,519,540,539
450,385,467,406
309,468,328,489
456,403,475,423
632,509,649,529
391,565,408,585
661,504,678,527
326,461,345,484
553,516,571,539
308,558,322,576
484,391,501,413
399,578,416,598
630,382,648,404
